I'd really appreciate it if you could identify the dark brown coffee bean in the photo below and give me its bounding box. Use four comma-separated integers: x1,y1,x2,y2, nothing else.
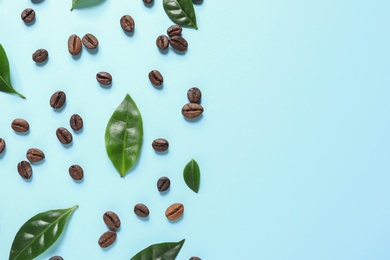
69,165,83,180
98,230,117,248
120,15,135,32
11,118,29,132
82,33,99,49
103,211,121,230
134,203,150,218
170,36,188,51
148,70,163,86
49,256,63,260
143,0,153,4
96,72,112,85
26,148,45,163
21,8,35,23
32,49,48,63
70,114,83,131
167,25,182,37
152,138,169,152
50,91,66,109
68,34,82,55
156,35,169,50
182,103,204,119
17,161,32,179
189,257,201,260
157,176,170,192
56,127,73,144
165,203,184,220
187,87,202,103
0,138,5,154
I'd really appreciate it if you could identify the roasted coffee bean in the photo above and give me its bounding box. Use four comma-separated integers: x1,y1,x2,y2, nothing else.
11,118,29,132
165,203,184,221
49,256,63,260
82,33,99,49
68,34,82,55
32,49,48,63
98,230,117,248
156,35,169,50
187,87,202,103
143,0,153,4
0,138,5,154
26,148,45,163
182,103,204,119
170,36,188,51
134,203,150,218
120,15,135,32
70,114,83,131
103,211,121,230
152,138,169,152
96,72,112,85
56,127,73,144
167,25,182,37
69,165,84,180
50,91,66,109
17,161,32,179
21,8,35,23
148,70,163,86
157,176,170,192
189,257,201,260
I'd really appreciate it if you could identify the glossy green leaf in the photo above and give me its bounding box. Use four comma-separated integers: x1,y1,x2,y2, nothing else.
130,239,185,260
163,0,198,29
70,0,106,11
105,93,143,177
183,158,200,193
0,44,25,99
9,205,78,260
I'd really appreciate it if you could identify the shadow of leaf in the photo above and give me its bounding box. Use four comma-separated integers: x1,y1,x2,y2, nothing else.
71,0,106,11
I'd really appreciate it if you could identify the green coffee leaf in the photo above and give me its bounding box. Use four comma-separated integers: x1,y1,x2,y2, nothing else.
70,0,106,11
0,44,25,99
105,93,143,177
163,0,198,29
183,158,200,193
130,239,185,260
9,205,78,260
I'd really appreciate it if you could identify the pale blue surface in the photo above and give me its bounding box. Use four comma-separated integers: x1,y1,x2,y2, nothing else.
0,0,389,259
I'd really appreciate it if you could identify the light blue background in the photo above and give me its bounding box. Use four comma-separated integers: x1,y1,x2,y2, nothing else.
0,0,389,259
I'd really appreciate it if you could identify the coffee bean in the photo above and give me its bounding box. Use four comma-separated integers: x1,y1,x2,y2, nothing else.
11,118,29,132
96,72,112,85
143,0,153,4
165,203,184,221
0,138,5,154
152,138,169,152
189,257,201,260
134,203,150,218
167,25,182,37
148,70,163,86
50,91,66,109
181,103,204,119
21,8,35,23
68,34,82,56
49,256,63,260
26,148,45,163
32,49,48,63
56,127,73,144
120,15,135,32
70,114,83,131
69,165,83,180
187,87,202,103
157,176,170,192
98,230,117,248
170,36,188,51
17,161,32,179
103,211,121,230
82,33,99,49
156,35,169,50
